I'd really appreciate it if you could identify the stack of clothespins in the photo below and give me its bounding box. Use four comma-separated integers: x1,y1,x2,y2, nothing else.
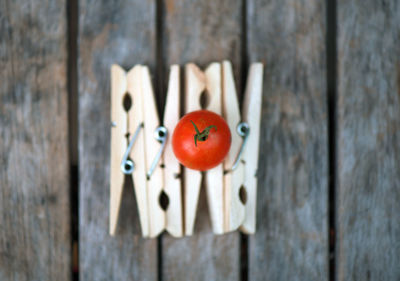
110,61,263,238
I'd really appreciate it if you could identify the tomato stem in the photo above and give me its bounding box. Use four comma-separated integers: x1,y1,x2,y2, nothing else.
190,120,217,147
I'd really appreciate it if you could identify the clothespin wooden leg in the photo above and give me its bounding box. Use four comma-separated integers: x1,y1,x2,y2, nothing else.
110,64,128,236
204,63,225,234
221,61,245,232
127,65,150,237
141,66,166,238
240,63,263,234
163,65,183,237
183,63,205,236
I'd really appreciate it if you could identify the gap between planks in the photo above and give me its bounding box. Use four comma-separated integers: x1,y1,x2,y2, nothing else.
240,0,249,280
156,0,164,280
326,0,337,280
67,0,79,280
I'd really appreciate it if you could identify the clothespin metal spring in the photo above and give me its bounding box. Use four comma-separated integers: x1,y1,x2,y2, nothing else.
231,122,250,171
121,123,144,175
120,123,168,178
147,126,168,179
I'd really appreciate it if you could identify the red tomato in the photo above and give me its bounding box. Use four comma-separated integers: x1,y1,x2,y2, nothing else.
172,110,231,171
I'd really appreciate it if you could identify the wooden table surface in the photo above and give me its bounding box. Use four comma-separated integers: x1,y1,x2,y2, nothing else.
1,0,399,280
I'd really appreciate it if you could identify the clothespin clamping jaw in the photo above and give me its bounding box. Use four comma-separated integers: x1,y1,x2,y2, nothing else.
110,64,183,238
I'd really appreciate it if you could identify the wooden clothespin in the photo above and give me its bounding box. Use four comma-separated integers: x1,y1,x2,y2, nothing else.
222,61,263,234
183,63,225,235
110,64,183,238
110,64,165,238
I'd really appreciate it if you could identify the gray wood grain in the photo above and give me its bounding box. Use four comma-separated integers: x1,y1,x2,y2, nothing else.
247,0,328,280
161,0,242,280
337,1,400,280
0,0,71,280
78,0,157,280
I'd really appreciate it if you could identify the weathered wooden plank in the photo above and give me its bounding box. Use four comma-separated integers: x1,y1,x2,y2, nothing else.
337,1,400,280
0,0,70,280
247,0,328,280
78,0,157,280
161,0,242,280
